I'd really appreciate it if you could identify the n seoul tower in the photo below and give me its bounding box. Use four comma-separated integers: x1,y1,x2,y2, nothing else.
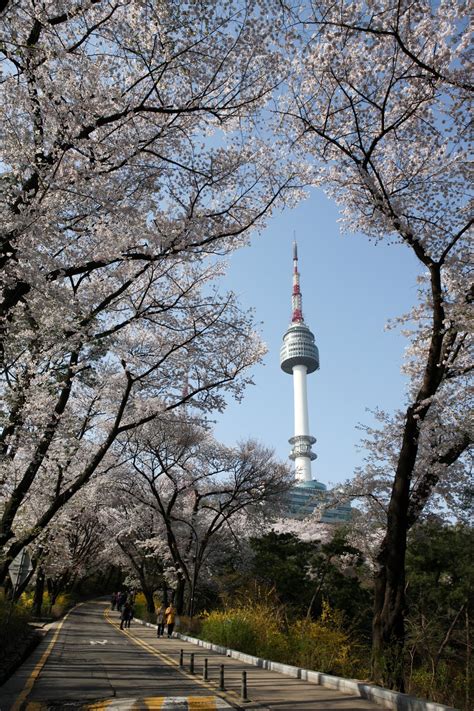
280,242,320,482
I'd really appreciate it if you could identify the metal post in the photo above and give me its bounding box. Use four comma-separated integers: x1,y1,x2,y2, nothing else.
203,658,208,680
241,670,248,701
219,664,225,690
190,652,194,674
179,649,184,667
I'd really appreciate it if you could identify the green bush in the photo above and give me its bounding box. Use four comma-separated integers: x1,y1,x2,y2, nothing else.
0,591,31,633
0,591,33,680
200,599,290,661
132,592,157,623
202,611,257,651
199,599,367,676
50,593,75,619
288,603,368,678
18,590,76,619
409,662,472,710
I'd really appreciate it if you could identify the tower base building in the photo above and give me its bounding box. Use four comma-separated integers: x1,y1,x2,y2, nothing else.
288,480,352,523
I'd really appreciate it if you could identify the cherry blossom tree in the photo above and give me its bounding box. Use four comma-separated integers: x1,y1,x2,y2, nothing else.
0,1,299,583
0,256,268,584
43,501,109,607
116,417,291,615
280,0,472,689
18,482,111,611
116,519,168,614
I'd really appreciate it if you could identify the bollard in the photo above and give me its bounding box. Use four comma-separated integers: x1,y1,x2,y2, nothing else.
203,658,208,681
179,649,184,667
241,670,248,701
219,664,225,690
190,652,195,674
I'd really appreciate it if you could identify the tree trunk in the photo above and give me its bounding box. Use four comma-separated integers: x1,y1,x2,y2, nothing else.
4,575,13,600
142,585,155,614
465,608,470,711
174,575,185,615
372,537,407,691
47,578,61,608
32,567,45,617
306,559,331,620
371,411,416,691
102,565,115,592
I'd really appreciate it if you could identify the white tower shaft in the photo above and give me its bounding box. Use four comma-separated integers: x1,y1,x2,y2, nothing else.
293,364,310,434
292,364,312,481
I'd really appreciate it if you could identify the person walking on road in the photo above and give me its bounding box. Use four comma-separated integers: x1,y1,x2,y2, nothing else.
126,601,134,628
156,605,165,637
120,601,132,630
117,591,127,612
165,603,176,638
110,592,117,610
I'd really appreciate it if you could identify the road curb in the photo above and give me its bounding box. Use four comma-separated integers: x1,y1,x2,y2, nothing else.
131,616,457,711
173,632,457,711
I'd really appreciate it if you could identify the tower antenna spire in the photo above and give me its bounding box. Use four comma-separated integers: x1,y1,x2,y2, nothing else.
291,238,304,324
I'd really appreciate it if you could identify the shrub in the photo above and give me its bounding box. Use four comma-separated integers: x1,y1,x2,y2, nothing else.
409,662,472,710
177,615,202,636
288,603,367,677
132,592,157,623
0,590,33,681
199,599,369,679
15,590,77,619
200,599,290,661
50,593,74,619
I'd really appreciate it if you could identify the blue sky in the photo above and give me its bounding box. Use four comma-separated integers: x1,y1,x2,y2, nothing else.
213,188,423,487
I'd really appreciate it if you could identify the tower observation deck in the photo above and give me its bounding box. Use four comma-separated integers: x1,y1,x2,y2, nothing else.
280,242,319,482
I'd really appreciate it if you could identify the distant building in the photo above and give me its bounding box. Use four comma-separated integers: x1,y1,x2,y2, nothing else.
280,242,351,524
288,480,352,523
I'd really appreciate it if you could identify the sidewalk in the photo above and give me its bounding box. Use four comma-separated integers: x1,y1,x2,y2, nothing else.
123,613,382,711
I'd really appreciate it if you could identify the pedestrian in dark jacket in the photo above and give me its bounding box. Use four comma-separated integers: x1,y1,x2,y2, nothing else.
117,591,127,612
120,602,132,629
156,606,165,637
126,602,134,628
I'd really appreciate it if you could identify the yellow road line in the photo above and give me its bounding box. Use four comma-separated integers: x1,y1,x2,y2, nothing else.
104,609,180,668
142,699,165,709
188,698,217,710
86,700,215,711
103,609,237,705
27,701,218,711
12,603,84,711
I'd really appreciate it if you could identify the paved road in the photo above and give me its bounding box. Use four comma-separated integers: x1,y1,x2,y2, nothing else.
0,601,230,710
0,601,383,711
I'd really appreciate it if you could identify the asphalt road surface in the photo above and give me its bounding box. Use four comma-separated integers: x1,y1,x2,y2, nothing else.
0,601,231,710
1,601,384,711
